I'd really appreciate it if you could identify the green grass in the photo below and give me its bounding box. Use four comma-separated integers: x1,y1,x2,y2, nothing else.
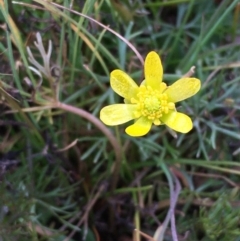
0,0,240,240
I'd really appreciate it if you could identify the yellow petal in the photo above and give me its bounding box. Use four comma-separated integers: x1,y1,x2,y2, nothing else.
144,51,163,91
110,70,139,100
164,78,201,103
161,111,193,133
125,117,152,137
100,104,138,126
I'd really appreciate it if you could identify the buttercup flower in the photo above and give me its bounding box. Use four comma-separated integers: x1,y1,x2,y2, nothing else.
100,51,201,137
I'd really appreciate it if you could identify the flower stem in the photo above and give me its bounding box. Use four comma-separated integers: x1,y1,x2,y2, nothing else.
56,102,122,189
56,102,123,231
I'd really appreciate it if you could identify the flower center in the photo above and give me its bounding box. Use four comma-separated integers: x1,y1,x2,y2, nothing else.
144,96,160,112
131,85,175,125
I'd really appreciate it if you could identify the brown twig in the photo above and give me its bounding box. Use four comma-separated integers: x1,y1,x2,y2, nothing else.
188,171,240,187
33,0,144,66
182,66,195,78
56,102,122,172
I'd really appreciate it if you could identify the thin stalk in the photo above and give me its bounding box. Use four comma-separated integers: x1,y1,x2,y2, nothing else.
56,102,122,187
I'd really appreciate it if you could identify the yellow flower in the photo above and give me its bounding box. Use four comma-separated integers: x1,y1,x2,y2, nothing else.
100,51,201,137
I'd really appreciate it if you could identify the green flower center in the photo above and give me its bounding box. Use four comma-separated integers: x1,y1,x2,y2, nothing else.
131,85,175,125
144,96,161,112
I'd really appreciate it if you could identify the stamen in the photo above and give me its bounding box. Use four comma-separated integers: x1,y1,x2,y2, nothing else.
135,83,175,125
